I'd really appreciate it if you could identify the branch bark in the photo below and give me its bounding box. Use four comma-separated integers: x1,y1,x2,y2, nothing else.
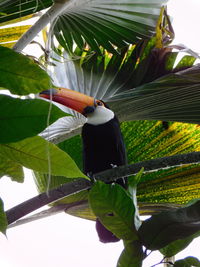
6,152,200,225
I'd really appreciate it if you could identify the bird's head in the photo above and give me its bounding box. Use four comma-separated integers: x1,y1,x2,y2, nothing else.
40,88,114,125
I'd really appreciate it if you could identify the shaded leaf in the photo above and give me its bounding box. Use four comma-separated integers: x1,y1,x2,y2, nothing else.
174,257,200,267
138,200,200,250
0,155,24,182
160,231,200,257
0,95,67,143
0,46,51,95
0,136,87,178
117,241,143,267
89,181,137,241
0,198,7,235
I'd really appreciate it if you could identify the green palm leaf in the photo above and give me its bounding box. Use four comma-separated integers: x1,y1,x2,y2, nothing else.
51,0,169,53
0,0,53,23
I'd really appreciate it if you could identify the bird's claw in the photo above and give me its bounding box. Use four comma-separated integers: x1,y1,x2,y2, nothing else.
87,172,96,184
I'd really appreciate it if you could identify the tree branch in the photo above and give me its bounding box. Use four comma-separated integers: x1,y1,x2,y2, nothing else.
6,178,91,225
8,201,88,228
6,152,200,225
94,151,200,181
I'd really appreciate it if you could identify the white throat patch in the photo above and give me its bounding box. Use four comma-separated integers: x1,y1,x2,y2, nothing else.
86,106,114,125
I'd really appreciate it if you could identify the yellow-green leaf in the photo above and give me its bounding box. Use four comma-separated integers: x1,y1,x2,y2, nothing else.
0,136,87,179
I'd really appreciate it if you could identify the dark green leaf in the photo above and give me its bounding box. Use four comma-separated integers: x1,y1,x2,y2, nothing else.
89,181,137,241
138,200,200,250
174,257,200,267
160,233,199,257
0,198,7,235
0,46,51,95
58,135,83,171
0,136,87,178
117,241,143,267
0,95,68,143
0,155,24,182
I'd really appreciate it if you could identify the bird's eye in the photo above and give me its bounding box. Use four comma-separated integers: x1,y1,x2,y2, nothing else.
96,100,104,106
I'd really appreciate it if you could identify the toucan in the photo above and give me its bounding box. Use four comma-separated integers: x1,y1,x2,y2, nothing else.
40,88,127,243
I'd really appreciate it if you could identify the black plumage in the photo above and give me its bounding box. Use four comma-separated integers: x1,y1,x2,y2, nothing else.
82,115,127,242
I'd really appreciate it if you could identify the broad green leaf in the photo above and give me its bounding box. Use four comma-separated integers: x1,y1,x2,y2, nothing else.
0,155,24,182
0,95,67,143
138,200,200,250
174,257,200,267
0,198,7,235
58,135,83,171
160,231,200,257
0,136,87,178
0,46,51,95
117,241,143,267
89,181,137,241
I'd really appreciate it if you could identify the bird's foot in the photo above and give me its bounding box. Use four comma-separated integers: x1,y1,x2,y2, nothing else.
110,163,118,168
87,172,96,184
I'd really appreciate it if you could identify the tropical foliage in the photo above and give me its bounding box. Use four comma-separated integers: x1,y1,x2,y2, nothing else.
1,0,200,266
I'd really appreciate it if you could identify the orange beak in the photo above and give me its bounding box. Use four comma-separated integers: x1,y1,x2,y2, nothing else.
40,88,95,115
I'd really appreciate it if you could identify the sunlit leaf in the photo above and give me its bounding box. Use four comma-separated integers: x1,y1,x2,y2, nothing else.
0,198,7,235
0,25,31,48
0,155,24,182
0,46,51,95
0,136,87,178
0,95,67,143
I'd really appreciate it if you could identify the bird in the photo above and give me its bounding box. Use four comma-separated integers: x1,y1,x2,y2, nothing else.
40,88,127,243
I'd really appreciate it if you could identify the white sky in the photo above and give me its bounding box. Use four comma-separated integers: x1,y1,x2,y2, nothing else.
1,0,200,266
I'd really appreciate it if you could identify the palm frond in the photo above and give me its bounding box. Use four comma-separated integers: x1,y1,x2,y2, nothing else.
0,24,31,47
50,0,169,54
0,0,53,23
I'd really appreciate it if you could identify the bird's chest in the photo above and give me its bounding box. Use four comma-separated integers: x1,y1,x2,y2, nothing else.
82,120,122,174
